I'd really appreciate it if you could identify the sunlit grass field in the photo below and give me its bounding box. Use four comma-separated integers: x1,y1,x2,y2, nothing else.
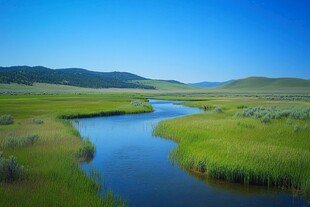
0,94,152,206
153,97,310,194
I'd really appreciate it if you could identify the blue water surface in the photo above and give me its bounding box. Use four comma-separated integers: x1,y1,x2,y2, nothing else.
73,100,309,207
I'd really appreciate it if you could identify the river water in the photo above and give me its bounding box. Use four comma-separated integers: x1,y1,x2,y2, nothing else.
73,100,309,207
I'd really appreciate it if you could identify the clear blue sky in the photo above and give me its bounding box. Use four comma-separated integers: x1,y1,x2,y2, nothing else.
0,0,309,82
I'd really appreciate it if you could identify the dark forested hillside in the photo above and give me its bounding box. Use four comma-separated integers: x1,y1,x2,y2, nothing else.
0,66,155,89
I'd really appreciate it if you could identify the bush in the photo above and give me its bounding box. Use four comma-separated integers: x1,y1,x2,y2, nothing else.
286,118,293,125
131,100,147,107
0,115,13,125
235,106,310,123
32,118,44,124
25,134,39,145
1,135,24,148
1,134,39,148
77,138,95,162
0,152,24,182
260,115,271,124
213,106,223,113
293,124,300,132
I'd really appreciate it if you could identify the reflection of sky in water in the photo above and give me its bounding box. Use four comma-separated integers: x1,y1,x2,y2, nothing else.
73,100,309,207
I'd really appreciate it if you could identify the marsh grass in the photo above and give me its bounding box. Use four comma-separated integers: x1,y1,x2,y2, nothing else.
89,168,101,192
103,191,127,207
0,94,152,206
154,97,310,194
77,138,95,162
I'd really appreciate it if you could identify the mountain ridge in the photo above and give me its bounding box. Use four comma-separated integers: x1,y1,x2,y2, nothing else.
189,80,234,88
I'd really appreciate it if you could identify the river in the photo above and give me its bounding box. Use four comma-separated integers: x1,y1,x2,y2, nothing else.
73,99,309,207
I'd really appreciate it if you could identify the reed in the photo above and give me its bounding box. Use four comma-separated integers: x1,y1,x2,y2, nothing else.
154,97,310,194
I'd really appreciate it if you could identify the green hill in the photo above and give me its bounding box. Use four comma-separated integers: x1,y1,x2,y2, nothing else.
221,77,310,90
131,80,198,90
0,66,155,89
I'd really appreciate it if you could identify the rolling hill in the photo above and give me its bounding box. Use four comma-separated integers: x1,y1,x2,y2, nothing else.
131,80,198,90
0,66,197,90
220,77,310,90
1,66,309,92
0,66,155,89
189,80,234,88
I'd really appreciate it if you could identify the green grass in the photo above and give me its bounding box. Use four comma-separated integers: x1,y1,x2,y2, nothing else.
0,83,160,95
0,94,153,206
2,82,310,102
153,97,310,194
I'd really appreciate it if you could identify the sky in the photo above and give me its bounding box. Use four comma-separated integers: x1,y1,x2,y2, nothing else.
0,0,309,82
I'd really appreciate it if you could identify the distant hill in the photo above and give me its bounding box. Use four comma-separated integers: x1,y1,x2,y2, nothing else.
221,77,310,90
189,80,234,88
130,80,198,90
157,80,185,85
0,66,155,89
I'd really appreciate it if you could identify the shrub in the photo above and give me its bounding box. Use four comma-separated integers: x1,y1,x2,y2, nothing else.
131,100,146,107
1,135,24,148
0,153,24,182
235,106,310,123
0,154,5,181
260,115,271,124
1,134,39,148
77,138,95,162
25,134,39,145
0,115,13,125
286,118,293,125
293,124,300,132
213,106,223,113
32,118,44,124
5,156,24,182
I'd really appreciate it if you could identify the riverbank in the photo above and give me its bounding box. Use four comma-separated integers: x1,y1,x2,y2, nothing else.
0,94,152,206
153,97,310,195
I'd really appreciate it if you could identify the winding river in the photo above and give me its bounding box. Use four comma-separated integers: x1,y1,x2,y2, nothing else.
73,100,309,207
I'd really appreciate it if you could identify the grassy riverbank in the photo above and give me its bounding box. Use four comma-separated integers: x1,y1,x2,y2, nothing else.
0,94,152,206
153,97,310,194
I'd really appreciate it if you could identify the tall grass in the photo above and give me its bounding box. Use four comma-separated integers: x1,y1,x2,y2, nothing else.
154,97,310,194
77,138,95,162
